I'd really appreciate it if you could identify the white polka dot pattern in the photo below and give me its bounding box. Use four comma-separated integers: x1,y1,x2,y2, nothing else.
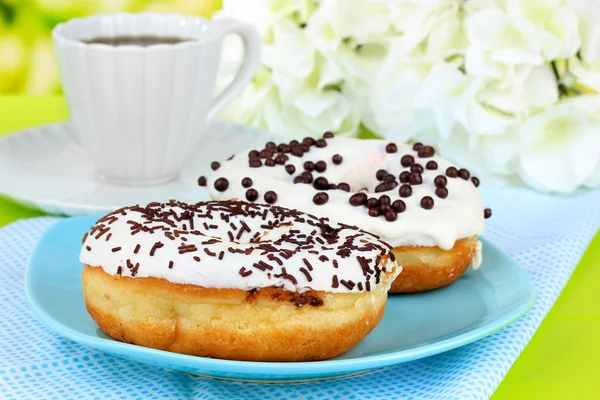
1,186,599,399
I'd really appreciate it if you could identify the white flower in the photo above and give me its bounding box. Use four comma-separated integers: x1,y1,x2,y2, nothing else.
464,7,545,99
570,0,600,63
568,0,600,92
262,21,315,80
305,0,390,52
476,64,558,115
517,95,600,193
505,0,580,60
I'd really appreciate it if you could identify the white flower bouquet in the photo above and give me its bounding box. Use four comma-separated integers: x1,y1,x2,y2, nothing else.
218,0,600,193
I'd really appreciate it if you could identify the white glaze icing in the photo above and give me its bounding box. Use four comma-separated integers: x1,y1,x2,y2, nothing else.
205,137,486,250
80,200,401,293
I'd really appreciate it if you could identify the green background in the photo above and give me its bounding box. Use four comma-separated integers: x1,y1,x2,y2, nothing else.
1,95,599,398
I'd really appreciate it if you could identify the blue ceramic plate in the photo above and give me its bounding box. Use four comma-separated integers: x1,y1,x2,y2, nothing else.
25,216,536,382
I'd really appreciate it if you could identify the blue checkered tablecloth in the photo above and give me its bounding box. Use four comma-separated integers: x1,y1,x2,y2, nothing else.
1,186,599,399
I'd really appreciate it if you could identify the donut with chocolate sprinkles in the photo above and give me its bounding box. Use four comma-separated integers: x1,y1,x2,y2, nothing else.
81,199,400,362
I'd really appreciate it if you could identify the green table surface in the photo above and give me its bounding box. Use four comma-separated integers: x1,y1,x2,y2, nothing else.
1,95,599,398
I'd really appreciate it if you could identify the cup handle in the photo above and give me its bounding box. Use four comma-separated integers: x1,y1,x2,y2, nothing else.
207,20,261,122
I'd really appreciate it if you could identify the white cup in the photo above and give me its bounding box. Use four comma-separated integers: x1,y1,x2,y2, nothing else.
53,13,261,185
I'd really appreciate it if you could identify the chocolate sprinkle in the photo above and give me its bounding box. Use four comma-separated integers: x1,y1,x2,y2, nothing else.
484,208,492,219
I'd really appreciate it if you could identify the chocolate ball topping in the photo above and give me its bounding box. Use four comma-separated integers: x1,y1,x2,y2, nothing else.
313,192,329,205
315,139,327,148
434,175,447,188
249,158,262,168
368,208,380,217
375,181,398,193
285,164,296,175
417,145,435,158
446,166,458,177
484,208,492,219
304,161,315,171
421,196,434,209
265,159,275,167
323,131,334,139
409,173,422,185
426,161,438,170
301,171,314,183
299,143,310,152
266,141,277,150
376,169,388,181
293,176,308,184
245,188,259,202
379,195,391,204
211,161,220,171
337,182,351,192
329,183,338,190
315,160,327,173
412,142,423,151
435,187,448,199
471,177,480,187
401,154,415,167
248,150,259,158
384,210,398,222
303,137,316,145
349,193,368,206
366,197,379,209
290,140,299,146
411,164,424,173
214,178,229,192
264,191,278,204
399,184,412,198
459,168,470,180
313,177,329,190
392,200,406,213
399,171,411,183
197,176,207,186
241,177,253,188
291,147,304,157
380,203,391,213
386,143,398,153
383,174,396,182
332,154,343,165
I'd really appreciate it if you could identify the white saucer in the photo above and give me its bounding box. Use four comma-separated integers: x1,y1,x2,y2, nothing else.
0,121,276,216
